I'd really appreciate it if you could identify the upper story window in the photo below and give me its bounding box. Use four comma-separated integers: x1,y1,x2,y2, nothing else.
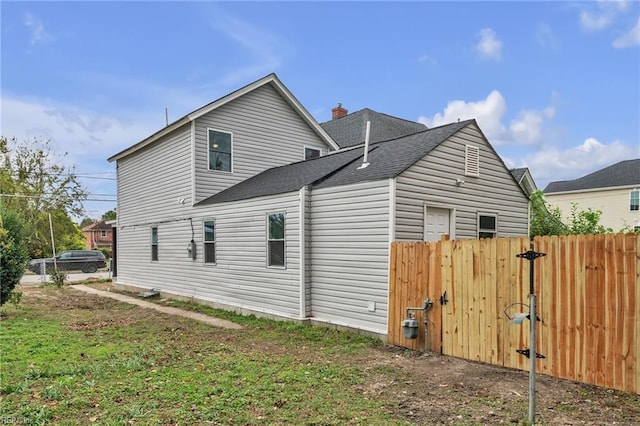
630,190,639,211
100,230,107,238
304,147,321,160
151,226,158,261
478,214,497,239
465,145,480,177
208,129,232,172
267,212,285,268
203,220,216,264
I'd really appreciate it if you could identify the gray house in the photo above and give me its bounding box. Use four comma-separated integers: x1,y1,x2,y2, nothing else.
109,73,529,336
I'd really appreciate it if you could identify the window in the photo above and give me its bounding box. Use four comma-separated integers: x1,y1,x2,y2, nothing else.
208,129,232,172
100,230,107,238
630,190,639,211
203,220,216,264
304,147,321,160
151,227,158,261
478,214,497,239
465,145,480,177
267,212,285,267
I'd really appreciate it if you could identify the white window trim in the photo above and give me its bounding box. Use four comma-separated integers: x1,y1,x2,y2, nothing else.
100,230,107,238
465,145,480,177
477,213,498,239
207,127,233,173
203,219,216,265
630,189,639,211
303,146,322,160
266,211,286,269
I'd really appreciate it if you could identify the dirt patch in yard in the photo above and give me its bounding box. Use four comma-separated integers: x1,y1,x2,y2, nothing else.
12,284,640,425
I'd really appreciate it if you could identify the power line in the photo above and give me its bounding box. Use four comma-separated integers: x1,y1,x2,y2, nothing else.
0,194,116,202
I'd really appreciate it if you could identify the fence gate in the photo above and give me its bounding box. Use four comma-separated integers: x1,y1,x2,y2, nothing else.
388,235,639,394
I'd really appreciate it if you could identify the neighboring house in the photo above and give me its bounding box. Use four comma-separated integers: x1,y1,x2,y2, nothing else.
544,159,640,231
510,167,538,198
108,73,529,336
81,220,114,252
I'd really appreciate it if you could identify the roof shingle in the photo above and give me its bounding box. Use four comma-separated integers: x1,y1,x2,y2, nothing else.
544,159,640,193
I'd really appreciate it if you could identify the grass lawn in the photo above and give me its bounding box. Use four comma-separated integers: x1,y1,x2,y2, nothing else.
2,284,639,426
0,286,406,426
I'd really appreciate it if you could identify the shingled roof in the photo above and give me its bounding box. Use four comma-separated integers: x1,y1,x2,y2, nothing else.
320,108,427,148
196,120,473,206
544,159,640,193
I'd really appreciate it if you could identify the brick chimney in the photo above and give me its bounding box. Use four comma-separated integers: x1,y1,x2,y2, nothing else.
331,103,348,120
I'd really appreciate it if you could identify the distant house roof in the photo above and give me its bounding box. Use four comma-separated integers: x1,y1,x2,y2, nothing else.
108,73,339,162
196,120,473,206
320,108,427,148
510,167,538,197
544,159,640,193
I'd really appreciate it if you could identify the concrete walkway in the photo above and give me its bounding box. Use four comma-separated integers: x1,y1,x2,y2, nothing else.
69,285,243,330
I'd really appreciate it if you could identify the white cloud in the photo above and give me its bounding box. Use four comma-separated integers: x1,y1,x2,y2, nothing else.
579,0,632,32
536,22,559,49
512,137,637,186
418,90,507,142
418,54,437,65
1,96,157,161
475,28,503,61
23,12,53,45
418,91,557,146
1,95,163,217
613,18,640,48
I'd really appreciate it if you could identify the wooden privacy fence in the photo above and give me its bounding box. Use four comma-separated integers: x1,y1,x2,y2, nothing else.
388,234,639,394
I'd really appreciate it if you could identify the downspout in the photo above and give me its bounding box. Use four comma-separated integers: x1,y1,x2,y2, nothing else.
299,185,307,319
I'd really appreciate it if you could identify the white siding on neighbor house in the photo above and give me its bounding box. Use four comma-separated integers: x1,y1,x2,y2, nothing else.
545,187,640,231
310,180,391,334
117,125,193,224
395,123,529,241
193,84,330,203
116,191,303,318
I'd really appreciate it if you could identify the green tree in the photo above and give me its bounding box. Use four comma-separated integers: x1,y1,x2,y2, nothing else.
530,190,568,236
530,190,613,236
566,203,613,234
0,208,30,306
79,217,96,228
0,136,88,257
101,209,117,221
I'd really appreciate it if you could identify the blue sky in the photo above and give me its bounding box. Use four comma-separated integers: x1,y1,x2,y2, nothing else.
2,1,639,219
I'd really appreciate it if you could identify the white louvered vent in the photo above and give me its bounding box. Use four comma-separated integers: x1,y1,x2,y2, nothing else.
465,145,480,177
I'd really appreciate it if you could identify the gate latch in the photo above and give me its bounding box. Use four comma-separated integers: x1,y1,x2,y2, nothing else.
440,291,448,305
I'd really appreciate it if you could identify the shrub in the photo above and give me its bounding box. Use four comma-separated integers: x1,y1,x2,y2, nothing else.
49,269,67,288
0,209,30,306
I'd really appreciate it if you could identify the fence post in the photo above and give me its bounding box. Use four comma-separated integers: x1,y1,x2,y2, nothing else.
516,240,546,425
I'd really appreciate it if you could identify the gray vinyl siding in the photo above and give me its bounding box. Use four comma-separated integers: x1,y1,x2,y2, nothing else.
116,191,303,318
116,125,192,224
193,84,330,203
395,122,529,241
310,180,390,334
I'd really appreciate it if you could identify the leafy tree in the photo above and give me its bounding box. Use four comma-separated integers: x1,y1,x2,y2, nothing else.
530,190,613,236
530,190,568,236
0,208,30,306
566,203,613,234
0,136,88,258
79,217,96,228
101,209,117,221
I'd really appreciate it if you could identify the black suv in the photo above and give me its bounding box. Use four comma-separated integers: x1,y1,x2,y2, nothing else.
28,250,107,274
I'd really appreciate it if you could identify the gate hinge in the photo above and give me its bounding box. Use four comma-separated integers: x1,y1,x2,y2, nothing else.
516,349,546,359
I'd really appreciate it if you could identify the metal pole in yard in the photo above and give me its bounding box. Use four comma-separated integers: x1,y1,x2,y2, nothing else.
48,212,57,270
516,240,546,426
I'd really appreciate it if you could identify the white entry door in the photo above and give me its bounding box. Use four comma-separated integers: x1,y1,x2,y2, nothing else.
424,207,450,242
